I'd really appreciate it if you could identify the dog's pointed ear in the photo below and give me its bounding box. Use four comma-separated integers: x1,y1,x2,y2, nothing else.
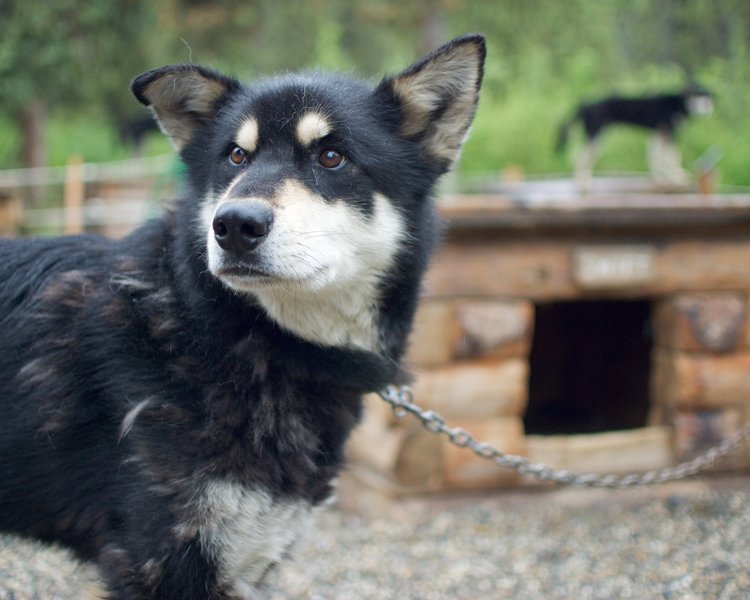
131,65,240,150
376,34,485,169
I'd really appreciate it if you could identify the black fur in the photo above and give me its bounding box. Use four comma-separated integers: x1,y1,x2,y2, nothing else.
0,34,485,598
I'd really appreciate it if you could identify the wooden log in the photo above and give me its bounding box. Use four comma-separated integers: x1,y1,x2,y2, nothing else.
358,392,396,427
655,351,750,409
657,241,750,292
424,238,750,301
648,350,672,426
346,397,443,490
525,427,674,477
405,299,458,367
393,429,444,489
346,411,407,476
441,417,524,489
673,407,750,470
654,293,746,353
406,299,534,367
347,394,443,493
424,240,576,300
410,357,528,420
453,300,534,360
347,412,526,492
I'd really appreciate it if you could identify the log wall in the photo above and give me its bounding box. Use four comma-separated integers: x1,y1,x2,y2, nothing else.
346,190,750,493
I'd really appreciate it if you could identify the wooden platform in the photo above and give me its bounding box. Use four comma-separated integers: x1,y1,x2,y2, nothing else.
441,177,750,233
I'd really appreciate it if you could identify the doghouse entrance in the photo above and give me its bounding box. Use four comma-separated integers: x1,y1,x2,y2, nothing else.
524,299,652,435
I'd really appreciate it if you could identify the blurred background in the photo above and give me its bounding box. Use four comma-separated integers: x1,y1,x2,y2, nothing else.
1,0,749,192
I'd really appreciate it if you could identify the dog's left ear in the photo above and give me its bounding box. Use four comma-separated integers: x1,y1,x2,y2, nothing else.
376,34,486,169
131,64,241,150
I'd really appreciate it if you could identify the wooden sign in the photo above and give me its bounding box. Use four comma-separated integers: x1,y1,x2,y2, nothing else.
573,245,656,288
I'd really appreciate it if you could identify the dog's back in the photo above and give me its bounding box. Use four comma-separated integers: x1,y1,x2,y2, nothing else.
0,231,150,555
557,88,711,150
579,93,689,139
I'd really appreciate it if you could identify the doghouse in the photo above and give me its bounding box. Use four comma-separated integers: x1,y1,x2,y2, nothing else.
347,179,750,493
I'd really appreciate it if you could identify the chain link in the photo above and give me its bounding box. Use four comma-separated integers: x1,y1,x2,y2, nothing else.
377,385,750,488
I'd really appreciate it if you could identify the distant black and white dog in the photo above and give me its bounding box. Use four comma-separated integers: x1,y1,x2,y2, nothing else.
0,35,485,598
556,88,713,186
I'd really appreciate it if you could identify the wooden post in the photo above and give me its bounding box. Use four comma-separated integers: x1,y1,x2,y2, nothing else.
0,194,23,236
64,155,85,234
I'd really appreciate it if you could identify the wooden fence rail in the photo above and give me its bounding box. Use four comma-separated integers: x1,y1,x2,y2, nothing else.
0,155,177,236
0,155,175,190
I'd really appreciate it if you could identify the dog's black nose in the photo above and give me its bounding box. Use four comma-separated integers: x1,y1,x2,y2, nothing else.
212,203,273,253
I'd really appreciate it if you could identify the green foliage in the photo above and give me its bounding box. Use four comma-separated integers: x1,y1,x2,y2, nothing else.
160,0,419,78
0,114,19,166
1,0,750,187
45,113,171,167
445,0,750,187
0,111,171,168
0,0,158,112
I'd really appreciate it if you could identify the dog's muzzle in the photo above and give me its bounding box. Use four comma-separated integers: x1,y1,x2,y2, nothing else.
212,203,273,254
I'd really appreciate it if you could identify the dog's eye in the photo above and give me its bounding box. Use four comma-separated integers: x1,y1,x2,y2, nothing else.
318,148,345,170
228,145,248,166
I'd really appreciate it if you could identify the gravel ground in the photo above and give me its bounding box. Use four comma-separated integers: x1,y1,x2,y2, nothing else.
268,477,750,600
1,477,749,599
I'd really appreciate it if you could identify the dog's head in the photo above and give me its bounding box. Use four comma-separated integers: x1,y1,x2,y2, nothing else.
132,35,485,352
683,85,714,116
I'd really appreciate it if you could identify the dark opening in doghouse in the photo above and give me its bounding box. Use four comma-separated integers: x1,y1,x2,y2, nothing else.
524,299,652,435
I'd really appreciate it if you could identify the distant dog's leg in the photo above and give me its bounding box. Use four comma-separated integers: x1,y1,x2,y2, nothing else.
647,134,665,181
575,138,600,191
647,132,670,183
648,132,688,186
663,139,689,186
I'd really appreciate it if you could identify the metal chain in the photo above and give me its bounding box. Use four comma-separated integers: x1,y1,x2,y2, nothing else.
377,385,750,488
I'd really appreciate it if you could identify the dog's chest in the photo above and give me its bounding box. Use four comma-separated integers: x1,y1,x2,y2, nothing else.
196,480,315,597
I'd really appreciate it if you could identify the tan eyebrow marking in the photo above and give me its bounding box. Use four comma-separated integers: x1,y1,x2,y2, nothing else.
295,112,332,147
235,117,259,153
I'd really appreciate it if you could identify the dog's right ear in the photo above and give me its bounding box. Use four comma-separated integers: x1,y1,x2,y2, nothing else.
375,34,486,171
131,65,240,150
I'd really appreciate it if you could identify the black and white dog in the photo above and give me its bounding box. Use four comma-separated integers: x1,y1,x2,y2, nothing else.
556,87,713,186
0,35,485,598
